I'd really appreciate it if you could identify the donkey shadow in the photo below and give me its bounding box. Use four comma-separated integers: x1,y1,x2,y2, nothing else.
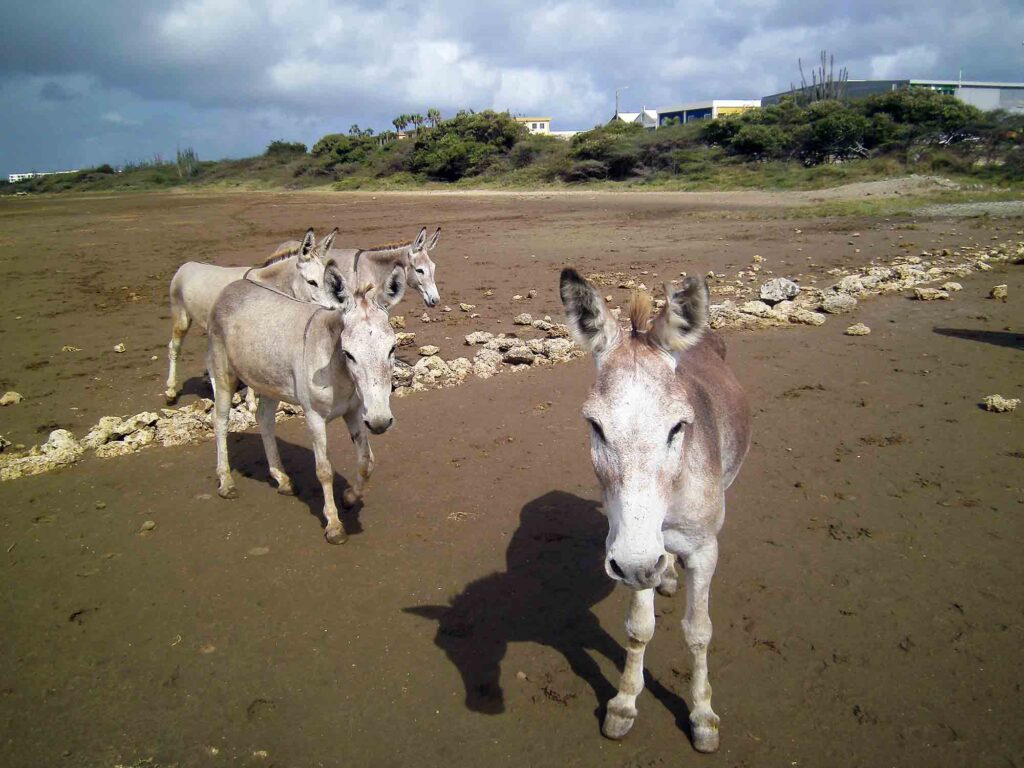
405,490,690,732
225,431,363,536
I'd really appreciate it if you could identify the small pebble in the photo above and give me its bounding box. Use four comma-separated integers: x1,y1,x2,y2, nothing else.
844,323,871,336
140,520,156,533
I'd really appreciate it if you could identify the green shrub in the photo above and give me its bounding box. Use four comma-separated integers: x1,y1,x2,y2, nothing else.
265,140,307,157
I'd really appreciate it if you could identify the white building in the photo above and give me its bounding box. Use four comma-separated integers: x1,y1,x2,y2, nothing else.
8,170,79,183
514,116,552,135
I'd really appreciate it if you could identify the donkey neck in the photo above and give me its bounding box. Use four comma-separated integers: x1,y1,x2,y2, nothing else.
248,256,299,291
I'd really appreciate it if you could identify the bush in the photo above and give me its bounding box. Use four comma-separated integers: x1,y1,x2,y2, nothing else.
561,159,608,182
410,110,526,180
265,140,307,157
729,124,789,159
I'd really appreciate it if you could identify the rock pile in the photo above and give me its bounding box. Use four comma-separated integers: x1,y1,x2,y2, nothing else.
982,394,1019,413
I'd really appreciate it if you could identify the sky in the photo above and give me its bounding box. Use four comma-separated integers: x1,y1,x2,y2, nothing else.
1,0,1022,176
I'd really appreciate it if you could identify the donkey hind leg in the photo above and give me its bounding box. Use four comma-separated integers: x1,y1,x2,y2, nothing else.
657,555,680,597
602,587,656,740
341,409,376,508
211,364,239,500
683,540,721,753
165,306,192,404
256,396,295,496
306,411,346,545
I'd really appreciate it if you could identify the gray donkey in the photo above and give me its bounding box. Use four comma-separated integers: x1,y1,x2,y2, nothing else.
207,261,405,544
165,228,339,404
560,269,751,753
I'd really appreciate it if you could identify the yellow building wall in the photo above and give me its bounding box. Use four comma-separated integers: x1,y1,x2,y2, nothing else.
715,106,758,117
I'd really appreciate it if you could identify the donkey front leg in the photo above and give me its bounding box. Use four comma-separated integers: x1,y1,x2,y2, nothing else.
165,308,191,404
602,587,656,740
305,411,347,545
256,396,295,496
341,409,376,508
683,540,720,753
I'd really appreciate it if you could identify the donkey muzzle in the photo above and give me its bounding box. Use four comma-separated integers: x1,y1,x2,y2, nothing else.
606,552,669,590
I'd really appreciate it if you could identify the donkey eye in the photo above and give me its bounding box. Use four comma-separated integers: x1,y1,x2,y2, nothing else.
388,344,396,356
344,350,356,363
307,279,317,287
415,268,425,274
587,419,606,442
668,421,685,444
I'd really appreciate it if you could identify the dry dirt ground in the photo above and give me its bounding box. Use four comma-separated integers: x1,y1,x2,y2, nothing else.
0,188,1022,768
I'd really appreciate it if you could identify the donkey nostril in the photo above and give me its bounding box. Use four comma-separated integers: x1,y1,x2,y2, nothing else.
655,554,668,572
609,558,625,580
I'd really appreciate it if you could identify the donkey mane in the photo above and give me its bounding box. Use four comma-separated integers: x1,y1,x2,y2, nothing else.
364,240,412,253
259,240,302,267
627,290,654,337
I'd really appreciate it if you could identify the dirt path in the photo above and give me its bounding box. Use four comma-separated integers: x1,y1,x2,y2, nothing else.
0,190,1022,767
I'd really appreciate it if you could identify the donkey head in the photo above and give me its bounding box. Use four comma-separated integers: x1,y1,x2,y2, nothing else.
560,268,710,590
294,228,341,308
327,264,405,434
405,226,441,308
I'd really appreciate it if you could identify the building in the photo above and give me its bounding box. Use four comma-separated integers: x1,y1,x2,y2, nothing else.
7,170,79,183
514,116,552,135
656,100,761,126
762,79,1024,112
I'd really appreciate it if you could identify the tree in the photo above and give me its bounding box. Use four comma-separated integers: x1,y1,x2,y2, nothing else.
427,108,441,128
790,50,849,105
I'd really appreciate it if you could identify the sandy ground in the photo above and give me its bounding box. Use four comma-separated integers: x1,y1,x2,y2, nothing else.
0,188,1022,767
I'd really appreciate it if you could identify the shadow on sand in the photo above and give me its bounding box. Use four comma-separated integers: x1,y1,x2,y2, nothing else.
405,490,691,734
224,431,363,536
934,327,1024,351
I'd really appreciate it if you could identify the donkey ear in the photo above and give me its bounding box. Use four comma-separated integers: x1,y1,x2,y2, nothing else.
411,227,427,252
318,227,338,255
649,275,710,352
299,228,316,261
324,261,352,311
427,227,441,251
376,265,407,310
559,268,620,359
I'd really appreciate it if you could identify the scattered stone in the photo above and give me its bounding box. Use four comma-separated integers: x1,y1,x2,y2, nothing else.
483,289,494,297
835,275,865,295
395,332,416,347
113,343,126,353
465,331,495,346
844,323,871,336
418,345,440,357
0,430,84,481
442,306,452,312
821,292,858,314
471,349,502,379
989,284,1008,302
791,309,827,326
459,303,476,312
982,395,1019,413
61,345,81,352
527,289,537,298
516,671,528,681
913,287,949,301
389,315,406,330
247,546,270,556
513,313,533,325
0,435,9,453
503,346,536,366
759,277,800,303
420,312,430,323
739,300,774,318
140,520,156,533
940,282,963,292
531,319,553,331
512,294,523,301
1,391,24,407
392,360,415,388
618,279,636,289
605,295,613,302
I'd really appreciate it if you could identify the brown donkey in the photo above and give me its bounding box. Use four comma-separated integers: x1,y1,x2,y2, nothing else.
560,269,751,752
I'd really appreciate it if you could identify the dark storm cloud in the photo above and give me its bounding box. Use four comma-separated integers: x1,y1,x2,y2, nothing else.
1,0,1021,176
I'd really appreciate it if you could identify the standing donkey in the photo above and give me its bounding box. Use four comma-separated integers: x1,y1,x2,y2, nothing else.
165,228,339,404
207,262,405,544
559,269,751,752
329,226,442,308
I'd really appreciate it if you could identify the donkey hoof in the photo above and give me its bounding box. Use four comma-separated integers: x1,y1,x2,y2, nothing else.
275,481,297,496
218,485,238,500
325,526,348,545
164,390,179,406
602,705,637,740
691,718,720,753
341,488,360,508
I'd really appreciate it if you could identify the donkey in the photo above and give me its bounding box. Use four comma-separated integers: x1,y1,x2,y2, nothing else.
559,269,751,753
207,262,405,544
329,226,442,308
164,228,339,404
